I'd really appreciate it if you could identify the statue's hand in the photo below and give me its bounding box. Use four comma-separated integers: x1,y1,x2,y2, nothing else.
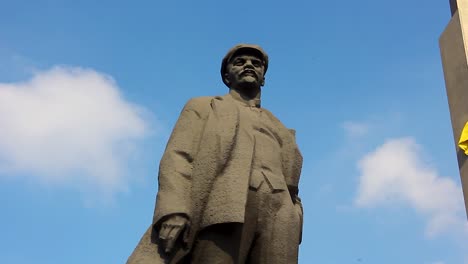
158,215,189,254
294,196,303,244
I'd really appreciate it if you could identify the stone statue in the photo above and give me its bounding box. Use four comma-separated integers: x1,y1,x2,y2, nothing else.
127,44,304,263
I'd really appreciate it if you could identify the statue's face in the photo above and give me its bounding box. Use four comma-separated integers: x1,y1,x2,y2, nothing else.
225,53,265,90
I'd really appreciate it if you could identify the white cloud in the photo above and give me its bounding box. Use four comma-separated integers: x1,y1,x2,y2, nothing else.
0,66,149,198
355,137,467,237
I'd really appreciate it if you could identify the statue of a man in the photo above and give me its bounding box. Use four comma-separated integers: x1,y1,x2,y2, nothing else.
128,44,303,263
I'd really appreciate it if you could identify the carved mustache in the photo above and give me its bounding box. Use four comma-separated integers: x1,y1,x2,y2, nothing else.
240,69,258,78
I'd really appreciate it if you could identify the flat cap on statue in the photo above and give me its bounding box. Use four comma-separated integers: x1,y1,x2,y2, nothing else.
220,44,269,87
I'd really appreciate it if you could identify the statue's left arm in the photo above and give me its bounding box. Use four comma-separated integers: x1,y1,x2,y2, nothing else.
287,128,304,244
264,111,304,244
293,191,303,244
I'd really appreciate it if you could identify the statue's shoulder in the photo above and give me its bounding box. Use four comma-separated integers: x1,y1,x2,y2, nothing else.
262,107,297,136
184,94,232,108
184,96,215,109
182,96,219,119
261,107,284,125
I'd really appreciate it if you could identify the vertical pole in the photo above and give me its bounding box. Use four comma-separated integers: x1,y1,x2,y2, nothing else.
440,0,468,217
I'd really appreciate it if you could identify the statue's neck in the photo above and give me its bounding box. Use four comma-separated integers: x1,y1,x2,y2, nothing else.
229,88,261,107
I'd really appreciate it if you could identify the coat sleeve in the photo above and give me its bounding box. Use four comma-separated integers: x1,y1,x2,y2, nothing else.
152,97,209,228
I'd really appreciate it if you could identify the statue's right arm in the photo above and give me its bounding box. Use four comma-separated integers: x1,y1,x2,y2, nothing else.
151,97,210,251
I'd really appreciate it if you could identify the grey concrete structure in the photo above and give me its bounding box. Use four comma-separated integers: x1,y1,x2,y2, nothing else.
440,0,468,216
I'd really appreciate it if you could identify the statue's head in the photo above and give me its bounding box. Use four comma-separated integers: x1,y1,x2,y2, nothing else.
221,44,269,91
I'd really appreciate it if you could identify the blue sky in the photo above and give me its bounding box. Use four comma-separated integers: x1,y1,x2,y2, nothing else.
0,0,466,263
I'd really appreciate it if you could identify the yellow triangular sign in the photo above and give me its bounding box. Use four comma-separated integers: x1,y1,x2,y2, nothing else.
459,122,468,155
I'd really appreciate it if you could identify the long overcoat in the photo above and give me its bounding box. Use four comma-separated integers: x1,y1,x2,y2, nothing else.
127,94,303,263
